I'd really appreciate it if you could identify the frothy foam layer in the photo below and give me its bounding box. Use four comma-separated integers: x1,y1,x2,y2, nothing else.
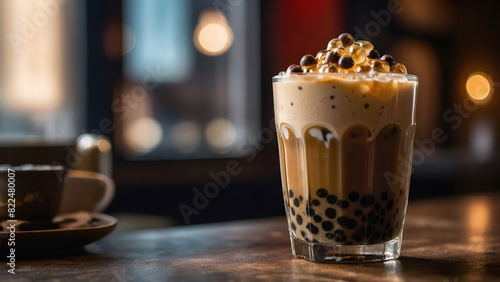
273,73,417,139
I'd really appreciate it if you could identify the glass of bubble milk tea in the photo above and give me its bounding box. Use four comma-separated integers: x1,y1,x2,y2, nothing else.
273,33,418,262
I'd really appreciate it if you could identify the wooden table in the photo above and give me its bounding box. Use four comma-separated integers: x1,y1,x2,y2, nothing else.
2,193,500,281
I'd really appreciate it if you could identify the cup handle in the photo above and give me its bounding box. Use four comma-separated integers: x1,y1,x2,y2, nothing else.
59,169,115,213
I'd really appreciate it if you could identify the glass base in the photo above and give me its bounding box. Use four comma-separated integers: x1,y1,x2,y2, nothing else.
290,233,402,263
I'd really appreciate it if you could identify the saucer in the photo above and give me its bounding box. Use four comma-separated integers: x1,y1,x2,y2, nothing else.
0,213,117,252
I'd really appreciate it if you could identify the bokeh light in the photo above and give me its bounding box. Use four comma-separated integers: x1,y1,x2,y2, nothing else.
124,117,163,154
169,121,202,153
466,72,493,102
205,117,237,153
76,135,96,153
97,138,112,153
193,9,233,56
122,23,136,55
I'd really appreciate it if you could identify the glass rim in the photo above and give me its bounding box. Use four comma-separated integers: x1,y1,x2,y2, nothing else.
272,72,418,82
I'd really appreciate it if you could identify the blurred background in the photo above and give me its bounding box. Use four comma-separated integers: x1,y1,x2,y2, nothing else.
0,0,499,228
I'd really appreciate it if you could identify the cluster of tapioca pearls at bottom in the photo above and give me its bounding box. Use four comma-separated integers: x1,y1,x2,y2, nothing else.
287,188,404,244
284,33,407,75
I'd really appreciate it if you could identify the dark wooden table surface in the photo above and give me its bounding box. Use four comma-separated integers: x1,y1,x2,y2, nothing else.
2,193,500,281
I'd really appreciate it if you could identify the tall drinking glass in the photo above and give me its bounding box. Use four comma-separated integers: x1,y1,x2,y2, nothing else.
273,73,418,262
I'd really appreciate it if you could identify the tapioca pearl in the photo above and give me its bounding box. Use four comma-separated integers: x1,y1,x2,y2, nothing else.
325,208,336,219
369,59,390,72
316,49,329,61
360,195,375,207
337,200,349,209
380,191,388,201
380,209,386,215
299,195,303,202
319,63,338,74
306,207,315,216
379,218,385,225
366,211,376,224
324,50,340,64
322,221,334,231
386,199,394,210
391,62,407,74
306,223,319,234
291,222,297,231
326,195,338,204
351,233,362,243
356,64,372,73
339,33,354,48
300,54,317,68
286,64,302,74
327,38,342,50
296,215,303,225
291,207,296,216
374,203,381,212
335,235,347,243
337,216,357,229
345,241,354,245
354,209,363,217
349,44,366,65
313,215,323,223
367,49,380,59
289,189,294,198
312,239,319,243
304,237,310,242
339,55,355,69
334,230,344,235
311,199,320,206
301,230,306,237
316,188,328,198
361,215,367,223
325,233,335,240
381,54,396,67
385,223,391,229
355,40,374,53
348,191,360,202
366,225,373,236
293,198,300,207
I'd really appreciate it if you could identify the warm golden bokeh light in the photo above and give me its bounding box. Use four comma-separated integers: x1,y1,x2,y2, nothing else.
193,9,233,56
467,198,489,235
97,138,112,153
466,72,493,102
124,117,163,155
205,117,236,153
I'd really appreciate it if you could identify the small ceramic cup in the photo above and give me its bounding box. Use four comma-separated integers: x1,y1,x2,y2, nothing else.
0,164,115,221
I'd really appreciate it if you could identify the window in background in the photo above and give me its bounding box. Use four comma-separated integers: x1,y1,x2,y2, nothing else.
117,0,261,160
0,0,85,142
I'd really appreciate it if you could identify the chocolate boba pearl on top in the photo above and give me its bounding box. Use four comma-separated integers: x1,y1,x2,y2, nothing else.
300,54,318,68
284,33,408,74
367,49,380,59
286,64,302,74
381,54,396,67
